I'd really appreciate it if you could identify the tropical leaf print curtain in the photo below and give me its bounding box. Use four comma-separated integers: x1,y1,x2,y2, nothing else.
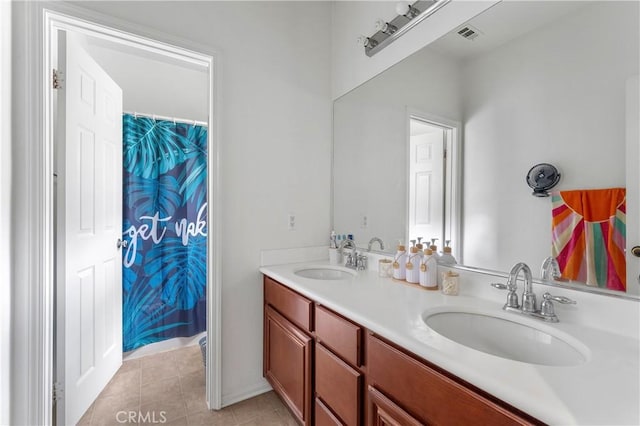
121,114,207,352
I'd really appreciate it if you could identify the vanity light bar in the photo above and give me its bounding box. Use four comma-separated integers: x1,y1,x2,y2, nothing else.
365,0,451,57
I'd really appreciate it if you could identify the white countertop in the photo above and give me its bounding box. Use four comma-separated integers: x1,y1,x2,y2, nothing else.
260,261,640,425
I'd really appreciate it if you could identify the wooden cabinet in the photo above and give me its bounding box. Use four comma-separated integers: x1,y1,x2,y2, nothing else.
264,306,312,424
263,275,541,426
367,334,539,426
263,277,313,425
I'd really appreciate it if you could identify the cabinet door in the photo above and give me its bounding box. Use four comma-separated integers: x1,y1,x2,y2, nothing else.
368,386,422,426
264,305,312,425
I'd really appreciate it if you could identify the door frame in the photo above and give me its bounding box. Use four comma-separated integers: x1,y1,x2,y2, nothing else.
405,108,462,263
16,4,222,424
0,2,11,424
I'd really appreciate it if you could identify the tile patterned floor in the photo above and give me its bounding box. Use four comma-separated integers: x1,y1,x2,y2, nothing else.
77,345,296,425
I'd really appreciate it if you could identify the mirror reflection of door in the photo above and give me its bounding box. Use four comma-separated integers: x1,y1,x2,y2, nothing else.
408,117,452,249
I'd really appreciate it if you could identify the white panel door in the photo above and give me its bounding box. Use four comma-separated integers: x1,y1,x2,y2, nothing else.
409,124,444,244
56,31,123,425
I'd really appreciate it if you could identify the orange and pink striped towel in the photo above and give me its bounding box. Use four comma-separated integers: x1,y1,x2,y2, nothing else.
551,188,626,291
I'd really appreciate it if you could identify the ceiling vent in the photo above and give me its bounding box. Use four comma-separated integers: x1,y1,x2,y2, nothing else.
457,24,482,41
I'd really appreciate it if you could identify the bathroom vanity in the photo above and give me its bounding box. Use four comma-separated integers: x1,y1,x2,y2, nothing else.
261,262,640,425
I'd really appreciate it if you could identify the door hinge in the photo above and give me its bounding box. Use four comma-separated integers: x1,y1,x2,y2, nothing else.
53,382,64,402
52,69,64,90
443,148,447,160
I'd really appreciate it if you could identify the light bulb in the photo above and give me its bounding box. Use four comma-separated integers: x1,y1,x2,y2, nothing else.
356,35,378,49
396,1,419,18
375,19,397,35
395,1,410,15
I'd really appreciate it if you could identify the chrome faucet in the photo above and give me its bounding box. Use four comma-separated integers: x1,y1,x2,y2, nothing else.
339,238,357,253
339,239,358,269
339,239,367,270
511,263,536,313
367,237,384,251
540,256,561,281
492,262,575,322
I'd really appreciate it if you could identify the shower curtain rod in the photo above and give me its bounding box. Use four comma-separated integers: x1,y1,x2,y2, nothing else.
123,110,208,127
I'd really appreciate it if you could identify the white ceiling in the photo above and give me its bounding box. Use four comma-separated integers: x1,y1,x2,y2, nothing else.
428,1,594,60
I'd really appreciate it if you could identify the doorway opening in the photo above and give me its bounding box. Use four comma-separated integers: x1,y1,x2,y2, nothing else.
45,9,220,426
406,112,461,260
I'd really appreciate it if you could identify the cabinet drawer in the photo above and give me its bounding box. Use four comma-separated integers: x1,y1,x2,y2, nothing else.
264,276,313,332
316,343,362,426
368,385,422,426
315,305,362,367
316,398,344,426
367,334,537,426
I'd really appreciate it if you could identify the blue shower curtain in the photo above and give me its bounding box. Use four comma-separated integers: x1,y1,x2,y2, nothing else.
121,114,207,352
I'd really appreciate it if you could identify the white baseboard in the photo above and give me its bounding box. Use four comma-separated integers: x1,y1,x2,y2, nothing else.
221,379,272,408
124,332,207,360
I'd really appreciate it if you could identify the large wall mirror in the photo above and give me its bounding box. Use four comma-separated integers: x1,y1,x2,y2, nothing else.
332,1,639,298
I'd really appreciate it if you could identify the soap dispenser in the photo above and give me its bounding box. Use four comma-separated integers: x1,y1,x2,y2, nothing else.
419,248,438,290
429,238,442,262
392,243,407,280
439,240,457,265
405,246,421,284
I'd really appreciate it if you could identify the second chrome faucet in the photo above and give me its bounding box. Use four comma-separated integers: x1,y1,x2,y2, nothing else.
367,237,384,251
492,262,575,323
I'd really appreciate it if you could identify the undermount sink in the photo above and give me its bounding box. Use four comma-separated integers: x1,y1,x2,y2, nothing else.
294,266,356,280
423,308,588,366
